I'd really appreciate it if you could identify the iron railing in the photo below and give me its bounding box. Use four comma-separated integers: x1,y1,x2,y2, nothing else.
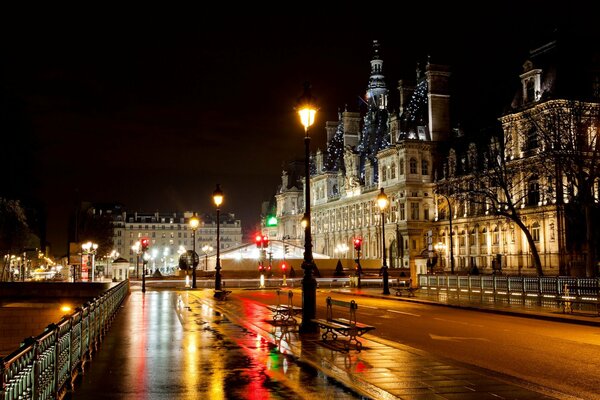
0,280,129,400
418,274,600,299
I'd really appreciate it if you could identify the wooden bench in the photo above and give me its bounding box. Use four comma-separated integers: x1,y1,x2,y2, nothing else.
394,277,415,297
266,289,302,325
560,284,600,315
312,297,375,351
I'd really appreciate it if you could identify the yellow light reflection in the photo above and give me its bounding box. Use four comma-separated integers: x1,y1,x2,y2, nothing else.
60,305,72,313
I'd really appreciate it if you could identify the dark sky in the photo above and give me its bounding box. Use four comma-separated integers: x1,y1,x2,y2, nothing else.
1,5,594,256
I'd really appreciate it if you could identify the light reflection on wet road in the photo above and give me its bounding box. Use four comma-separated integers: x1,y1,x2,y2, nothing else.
75,290,362,399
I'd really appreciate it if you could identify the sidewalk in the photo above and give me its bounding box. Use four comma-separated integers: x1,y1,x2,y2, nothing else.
332,286,600,327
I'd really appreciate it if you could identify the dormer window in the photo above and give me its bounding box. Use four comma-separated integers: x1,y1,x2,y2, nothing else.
520,60,542,104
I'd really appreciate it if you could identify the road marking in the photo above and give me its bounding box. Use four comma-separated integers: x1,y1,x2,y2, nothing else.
430,334,490,342
433,318,484,328
360,305,378,309
387,309,420,317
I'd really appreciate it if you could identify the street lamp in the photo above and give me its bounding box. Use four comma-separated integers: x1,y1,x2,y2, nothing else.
434,242,446,273
377,188,390,295
202,245,213,271
438,193,455,274
213,184,224,295
132,241,141,279
189,214,200,289
81,241,98,282
296,82,318,333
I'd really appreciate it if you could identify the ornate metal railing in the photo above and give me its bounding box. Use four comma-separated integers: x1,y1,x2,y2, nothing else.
418,274,600,299
0,280,129,400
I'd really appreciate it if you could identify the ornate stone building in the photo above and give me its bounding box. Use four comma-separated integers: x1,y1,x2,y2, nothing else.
272,37,599,276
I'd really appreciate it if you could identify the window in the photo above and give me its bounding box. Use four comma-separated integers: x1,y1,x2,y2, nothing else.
381,166,387,181
399,202,406,221
493,226,499,245
409,158,417,174
410,202,419,220
423,207,429,221
526,79,535,103
399,159,404,175
421,160,428,175
532,222,540,242
527,178,540,206
390,163,396,179
459,230,466,247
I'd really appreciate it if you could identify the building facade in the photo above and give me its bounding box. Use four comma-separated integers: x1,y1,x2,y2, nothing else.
272,38,600,276
110,210,242,272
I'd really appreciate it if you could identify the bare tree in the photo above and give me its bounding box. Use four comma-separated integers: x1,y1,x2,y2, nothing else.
0,198,29,280
527,100,600,277
439,133,545,276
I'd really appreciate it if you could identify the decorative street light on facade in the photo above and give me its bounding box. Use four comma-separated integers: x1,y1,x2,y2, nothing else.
81,241,98,282
377,188,390,295
438,192,455,274
189,214,200,289
213,184,224,295
296,82,318,333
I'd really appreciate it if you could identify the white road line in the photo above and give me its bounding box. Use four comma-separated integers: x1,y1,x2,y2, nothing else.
387,309,420,317
360,305,378,309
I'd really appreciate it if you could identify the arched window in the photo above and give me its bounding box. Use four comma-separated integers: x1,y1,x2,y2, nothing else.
459,230,466,247
492,226,500,245
421,160,429,175
409,158,417,174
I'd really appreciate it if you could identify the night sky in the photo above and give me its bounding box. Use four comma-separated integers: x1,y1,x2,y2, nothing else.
1,5,595,256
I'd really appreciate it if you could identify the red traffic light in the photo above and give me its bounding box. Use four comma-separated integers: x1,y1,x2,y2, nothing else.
258,264,264,271
141,238,150,251
255,234,263,248
280,262,287,271
262,235,269,247
353,237,362,251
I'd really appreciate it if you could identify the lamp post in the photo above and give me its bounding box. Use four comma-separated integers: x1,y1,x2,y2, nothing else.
81,241,98,282
132,241,141,279
213,184,224,294
439,193,455,274
202,245,213,271
434,242,446,274
297,82,318,333
377,188,390,295
189,214,200,289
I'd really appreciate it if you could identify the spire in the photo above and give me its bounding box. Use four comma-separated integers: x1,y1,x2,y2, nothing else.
366,39,388,110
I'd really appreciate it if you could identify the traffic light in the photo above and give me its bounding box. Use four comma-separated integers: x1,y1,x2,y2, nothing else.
353,237,362,251
262,235,269,247
141,238,150,252
280,262,287,272
258,264,264,272
284,244,289,255
255,234,263,248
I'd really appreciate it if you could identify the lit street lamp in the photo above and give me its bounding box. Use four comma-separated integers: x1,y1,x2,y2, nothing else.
434,242,446,273
297,82,318,333
81,241,98,282
377,188,390,295
202,244,213,271
213,184,224,295
132,242,141,279
189,214,200,289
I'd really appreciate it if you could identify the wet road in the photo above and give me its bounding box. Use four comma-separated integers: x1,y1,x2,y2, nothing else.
75,289,361,399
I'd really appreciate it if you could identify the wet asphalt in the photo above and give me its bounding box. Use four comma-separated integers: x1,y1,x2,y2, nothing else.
71,287,568,399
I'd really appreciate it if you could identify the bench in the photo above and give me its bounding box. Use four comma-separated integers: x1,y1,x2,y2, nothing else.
213,289,232,300
312,297,375,351
394,277,415,297
560,284,600,315
266,289,302,325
